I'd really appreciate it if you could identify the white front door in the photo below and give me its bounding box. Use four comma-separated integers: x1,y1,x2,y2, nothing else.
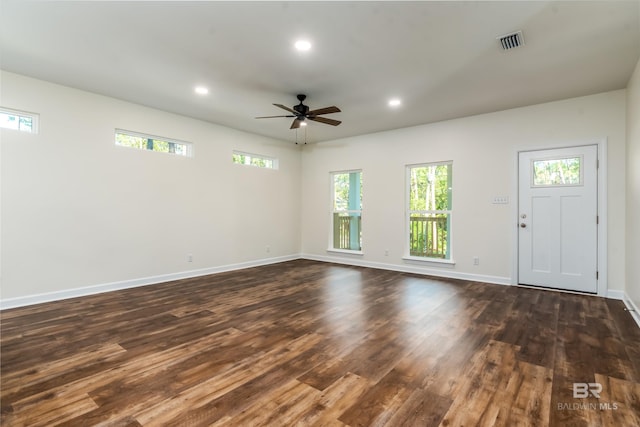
518,145,598,293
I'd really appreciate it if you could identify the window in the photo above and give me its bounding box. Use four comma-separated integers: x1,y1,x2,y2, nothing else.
232,151,278,169
0,107,38,133
115,129,191,156
532,156,582,186
407,162,452,260
331,170,362,252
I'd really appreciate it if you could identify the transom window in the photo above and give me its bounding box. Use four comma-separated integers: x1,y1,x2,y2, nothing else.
115,129,192,157
0,107,38,133
406,162,452,260
232,151,278,169
331,170,362,252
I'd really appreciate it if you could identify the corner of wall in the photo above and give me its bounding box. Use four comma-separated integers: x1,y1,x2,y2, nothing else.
625,56,640,312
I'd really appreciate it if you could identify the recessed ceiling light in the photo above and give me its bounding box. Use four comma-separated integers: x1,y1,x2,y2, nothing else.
294,40,312,51
194,86,209,95
388,98,401,107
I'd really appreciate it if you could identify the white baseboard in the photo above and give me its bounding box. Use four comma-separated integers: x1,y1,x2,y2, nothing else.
606,289,625,300
300,253,512,286
623,293,640,329
0,254,300,310
3,253,630,315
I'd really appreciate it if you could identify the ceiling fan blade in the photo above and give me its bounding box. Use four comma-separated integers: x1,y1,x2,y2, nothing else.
255,115,295,119
308,116,342,126
308,106,341,116
274,103,299,115
290,119,302,129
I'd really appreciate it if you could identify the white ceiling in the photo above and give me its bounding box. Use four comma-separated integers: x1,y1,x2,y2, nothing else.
1,1,639,143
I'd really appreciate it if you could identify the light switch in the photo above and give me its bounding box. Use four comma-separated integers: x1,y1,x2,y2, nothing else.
492,196,509,204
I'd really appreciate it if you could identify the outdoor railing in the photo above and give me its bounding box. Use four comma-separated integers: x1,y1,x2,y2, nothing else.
409,216,448,258
333,214,446,257
333,213,361,250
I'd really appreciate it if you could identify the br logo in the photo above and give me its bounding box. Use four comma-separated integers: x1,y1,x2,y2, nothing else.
573,383,602,399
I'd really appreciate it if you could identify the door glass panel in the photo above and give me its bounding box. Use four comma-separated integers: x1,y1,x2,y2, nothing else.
531,156,582,186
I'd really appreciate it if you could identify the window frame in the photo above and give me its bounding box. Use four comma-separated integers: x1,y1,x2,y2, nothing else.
404,161,454,264
328,169,363,255
114,129,193,157
232,150,279,170
0,107,39,134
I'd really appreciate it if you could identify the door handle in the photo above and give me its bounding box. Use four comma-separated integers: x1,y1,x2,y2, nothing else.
520,223,527,228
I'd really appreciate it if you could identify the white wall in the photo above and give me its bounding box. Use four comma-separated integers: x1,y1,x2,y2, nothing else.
0,70,631,306
0,71,301,302
301,90,627,292
626,57,640,309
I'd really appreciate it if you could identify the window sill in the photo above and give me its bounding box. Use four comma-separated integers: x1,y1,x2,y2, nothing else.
402,256,456,266
327,249,364,256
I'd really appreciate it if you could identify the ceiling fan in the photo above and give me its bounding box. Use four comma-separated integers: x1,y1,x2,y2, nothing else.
256,94,341,129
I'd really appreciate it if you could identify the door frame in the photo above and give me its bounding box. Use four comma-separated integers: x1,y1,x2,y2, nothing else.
511,138,608,297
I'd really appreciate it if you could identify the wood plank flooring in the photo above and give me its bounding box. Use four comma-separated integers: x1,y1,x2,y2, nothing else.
1,259,639,426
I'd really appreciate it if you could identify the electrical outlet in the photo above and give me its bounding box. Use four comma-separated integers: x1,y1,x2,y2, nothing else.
473,256,479,265
266,245,271,253
385,249,389,256
187,254,193,262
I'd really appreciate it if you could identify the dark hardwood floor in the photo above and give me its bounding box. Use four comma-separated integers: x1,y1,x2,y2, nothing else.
1,259,639,426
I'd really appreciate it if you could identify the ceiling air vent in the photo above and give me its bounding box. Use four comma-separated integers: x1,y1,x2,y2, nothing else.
498,31,524,50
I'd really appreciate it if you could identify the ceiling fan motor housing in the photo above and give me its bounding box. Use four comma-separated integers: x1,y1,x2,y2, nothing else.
294,103,309,115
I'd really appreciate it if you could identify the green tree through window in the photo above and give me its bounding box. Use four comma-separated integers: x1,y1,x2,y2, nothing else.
408,162,452,259
115,130,190,156
533,157,581,186
332,171,362,251
232,152,276,169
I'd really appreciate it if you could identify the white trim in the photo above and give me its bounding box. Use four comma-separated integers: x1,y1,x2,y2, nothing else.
607,289,625,300
596,139,608,297
0,254,300,311
623,293,640,329
303,253,510,286
326,248,364,256
513,138,608,297
402,256,456,265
